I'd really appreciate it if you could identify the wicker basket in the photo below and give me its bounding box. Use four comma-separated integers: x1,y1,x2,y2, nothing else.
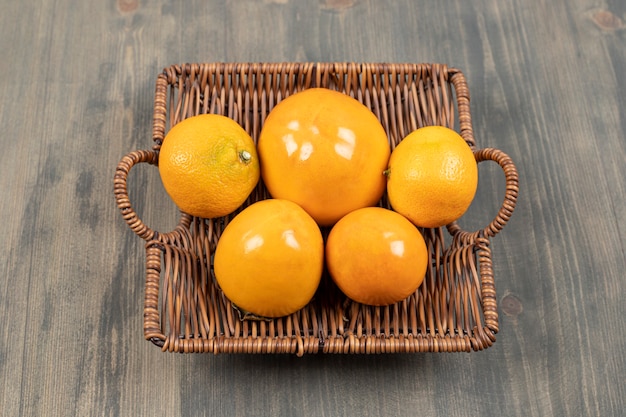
114,62,518,355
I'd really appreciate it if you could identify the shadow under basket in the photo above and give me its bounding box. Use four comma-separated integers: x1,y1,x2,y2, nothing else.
114,62,519,355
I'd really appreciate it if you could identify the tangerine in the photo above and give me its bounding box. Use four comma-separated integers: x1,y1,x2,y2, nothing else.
325,207,428,306
257,88,390,226
386,126,478,228
158,114,259,219
213,199,324,318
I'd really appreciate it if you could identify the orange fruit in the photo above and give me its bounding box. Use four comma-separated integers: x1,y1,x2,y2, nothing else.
158,114,259,219
213,199,324,318
257,88,390,226
325,207,428,306
386,126,478,228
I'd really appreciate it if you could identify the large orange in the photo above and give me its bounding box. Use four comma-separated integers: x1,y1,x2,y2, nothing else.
213,199,324,318
257,88,390,226
325,207,428,306
386,126,478,228
158,114,259,219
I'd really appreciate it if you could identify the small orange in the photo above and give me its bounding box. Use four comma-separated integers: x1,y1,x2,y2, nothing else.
257,88,390,226
158,114,259,219
325,207,428,306
386,126,478,228
213,199,324,318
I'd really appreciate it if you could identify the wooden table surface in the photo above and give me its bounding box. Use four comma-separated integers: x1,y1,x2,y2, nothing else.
1,0,624,416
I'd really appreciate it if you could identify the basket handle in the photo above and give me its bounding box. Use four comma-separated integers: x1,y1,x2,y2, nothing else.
114,149,192,242
447,148,519,241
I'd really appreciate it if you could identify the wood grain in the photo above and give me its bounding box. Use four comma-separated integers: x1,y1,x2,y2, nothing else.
0,0,624,416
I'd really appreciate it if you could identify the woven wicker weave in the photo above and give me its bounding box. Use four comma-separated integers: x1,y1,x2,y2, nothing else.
114,62,518,355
